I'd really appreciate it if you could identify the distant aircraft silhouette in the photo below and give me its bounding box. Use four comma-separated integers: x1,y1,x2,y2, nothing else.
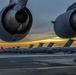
29,44,34,48
29,42,55,54
47,39,75,54
63,39,75,47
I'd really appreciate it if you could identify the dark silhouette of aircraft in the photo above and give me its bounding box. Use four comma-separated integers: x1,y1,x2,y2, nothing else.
47,39,75,54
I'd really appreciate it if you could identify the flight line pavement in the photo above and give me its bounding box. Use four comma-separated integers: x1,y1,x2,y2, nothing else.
0,54,76,75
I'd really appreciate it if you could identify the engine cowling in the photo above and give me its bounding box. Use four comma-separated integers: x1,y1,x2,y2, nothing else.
0,2,33,42
54,7,76,38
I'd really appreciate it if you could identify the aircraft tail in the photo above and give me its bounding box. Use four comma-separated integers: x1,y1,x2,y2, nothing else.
29,44,34,48
47,42,54,47
38,43,44,47
63,39,74,47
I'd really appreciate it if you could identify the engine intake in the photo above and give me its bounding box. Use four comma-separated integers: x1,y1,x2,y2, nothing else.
16,8,28,23
0,0,33,42
54,9,76,38
54,2,76,38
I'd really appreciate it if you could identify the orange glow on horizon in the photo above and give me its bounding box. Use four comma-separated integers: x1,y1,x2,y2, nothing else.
0,37,76,48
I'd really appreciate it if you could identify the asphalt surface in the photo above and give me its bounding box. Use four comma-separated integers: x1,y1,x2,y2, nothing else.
0,54,76,75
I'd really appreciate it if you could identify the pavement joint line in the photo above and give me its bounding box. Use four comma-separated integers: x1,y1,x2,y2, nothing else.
0,66,76,70
37,66,76,70
0,54,76,58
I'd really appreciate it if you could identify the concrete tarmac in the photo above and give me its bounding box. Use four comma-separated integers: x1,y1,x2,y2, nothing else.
0,54,76,75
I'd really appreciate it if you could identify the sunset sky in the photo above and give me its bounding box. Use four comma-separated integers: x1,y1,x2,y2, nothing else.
0,0,76,48
0,37,76,48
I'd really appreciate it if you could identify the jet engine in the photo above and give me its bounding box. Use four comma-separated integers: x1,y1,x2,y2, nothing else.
0,0,33,42
54,2,76,38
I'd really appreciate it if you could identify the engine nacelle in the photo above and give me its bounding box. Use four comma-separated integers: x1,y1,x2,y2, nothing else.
0,1,33,42
54,6,76,38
